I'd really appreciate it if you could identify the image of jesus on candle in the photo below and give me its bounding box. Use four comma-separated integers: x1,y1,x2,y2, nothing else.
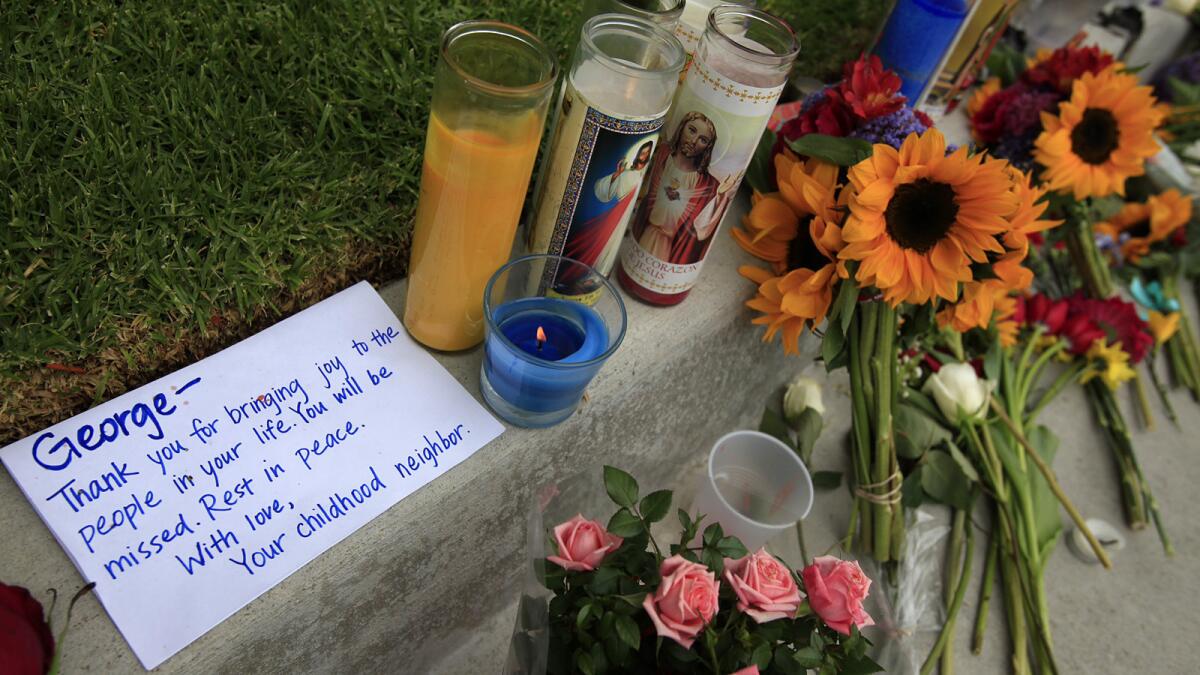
562,139,655,276
632,111,740,265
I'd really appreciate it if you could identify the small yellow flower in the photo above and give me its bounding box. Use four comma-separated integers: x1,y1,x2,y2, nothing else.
1081,340,1136,390
1147,310,1180,345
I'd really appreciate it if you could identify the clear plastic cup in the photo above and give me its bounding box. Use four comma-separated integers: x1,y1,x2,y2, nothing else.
692,430,814,551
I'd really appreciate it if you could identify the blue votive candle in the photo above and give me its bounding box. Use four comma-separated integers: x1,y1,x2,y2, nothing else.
480,254,626,428
873,0,968,102
482,297,610,426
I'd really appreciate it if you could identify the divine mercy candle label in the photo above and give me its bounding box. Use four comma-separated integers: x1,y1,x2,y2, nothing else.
0,281,504,669
527,80,666,295
618,50,787,303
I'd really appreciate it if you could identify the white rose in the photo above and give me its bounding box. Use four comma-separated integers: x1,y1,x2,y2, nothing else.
922,362,992,423
784,375,824,423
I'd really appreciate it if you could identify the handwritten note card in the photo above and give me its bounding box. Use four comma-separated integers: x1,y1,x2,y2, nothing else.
0,281,504,669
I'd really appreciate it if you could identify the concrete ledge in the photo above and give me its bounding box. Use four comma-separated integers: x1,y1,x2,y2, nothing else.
0,194,812,672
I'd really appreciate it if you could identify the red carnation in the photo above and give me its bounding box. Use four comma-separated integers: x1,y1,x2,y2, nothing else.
830,54,905,121
1060,313,1106,356
1065,294,1154,363
1022,45,1115,94
971,84,1026,145
782,95,856,140
0,582,55,675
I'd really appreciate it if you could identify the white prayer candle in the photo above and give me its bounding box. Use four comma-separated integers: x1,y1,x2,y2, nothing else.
526,15,685,293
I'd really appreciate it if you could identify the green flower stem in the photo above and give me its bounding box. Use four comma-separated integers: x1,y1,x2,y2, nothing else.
1018,339,1069,412
1087,380,1148,530
1131,371,1155,431
972,532,999,655
872,302,898,563
940,508,967,675
1177,309,1200,398
1064,202,1114,299
1015,326,1046,398
920,510,974,675
1166,334,1195,393
1026,362,1086,427
847,308,873,553
990,397,1114,569
1146,350,1179,428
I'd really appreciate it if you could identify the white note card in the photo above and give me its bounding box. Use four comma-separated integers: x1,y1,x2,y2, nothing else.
0,281,504,669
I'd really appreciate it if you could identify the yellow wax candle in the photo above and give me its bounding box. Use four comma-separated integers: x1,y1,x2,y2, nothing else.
403,111,542,351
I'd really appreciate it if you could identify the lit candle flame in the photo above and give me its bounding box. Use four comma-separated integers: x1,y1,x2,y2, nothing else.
536,326,546,350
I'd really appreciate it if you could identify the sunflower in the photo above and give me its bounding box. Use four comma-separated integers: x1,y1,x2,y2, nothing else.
839,128,1018,306
936,278,1015,340
1003,168,1062,254
1094,188,1192,262
735,153,848,352
732,153,840,275
740,264,838,355
967,77,1001,121
1033,65,1165,199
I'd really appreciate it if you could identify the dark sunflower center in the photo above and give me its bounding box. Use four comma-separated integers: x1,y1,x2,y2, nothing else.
884,179,958,254
787,215,826,271
1124,219,1151,240
1070,108,1120,165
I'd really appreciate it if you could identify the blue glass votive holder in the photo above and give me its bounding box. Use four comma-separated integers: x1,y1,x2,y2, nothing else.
481,255,627,428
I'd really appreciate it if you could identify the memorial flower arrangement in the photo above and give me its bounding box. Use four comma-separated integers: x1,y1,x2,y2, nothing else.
538,466,881,675
0,580,94,675
734,122,1050,565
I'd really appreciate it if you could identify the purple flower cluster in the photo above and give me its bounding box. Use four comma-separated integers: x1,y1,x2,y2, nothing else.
991,130,1040,170
1154,51,1200,102
849,107,930,149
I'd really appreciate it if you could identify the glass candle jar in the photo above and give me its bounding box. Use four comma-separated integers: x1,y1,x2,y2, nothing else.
481,255,627,428
674,0,757,62
581,0,685,29
618,6,798,306
526,15,684,296
403,21,557,352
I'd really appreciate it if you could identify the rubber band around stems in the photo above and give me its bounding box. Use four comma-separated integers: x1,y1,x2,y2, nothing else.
855,470,904,505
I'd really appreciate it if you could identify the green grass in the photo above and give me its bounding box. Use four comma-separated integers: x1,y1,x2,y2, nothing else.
0,0,884,440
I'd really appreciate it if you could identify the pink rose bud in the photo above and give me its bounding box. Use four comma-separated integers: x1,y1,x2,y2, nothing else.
801,556,875,635
642,555,720,649
546,514,623,572
728,667,761,675
723,548,803,623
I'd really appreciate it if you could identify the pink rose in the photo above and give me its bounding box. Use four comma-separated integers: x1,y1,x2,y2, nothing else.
724,548,803,623
546,514,623,572
728,667,760,675
642,555,720,649
801,556,875,635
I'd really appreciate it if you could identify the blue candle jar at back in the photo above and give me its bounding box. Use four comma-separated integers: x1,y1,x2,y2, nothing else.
873,0,968,103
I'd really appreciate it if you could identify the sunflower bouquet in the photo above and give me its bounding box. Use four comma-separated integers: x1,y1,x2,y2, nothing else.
967,43,1170,301
734,126,1046,565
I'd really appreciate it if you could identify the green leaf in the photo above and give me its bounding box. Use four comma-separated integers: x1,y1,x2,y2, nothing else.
983,339,1002,383
614,614,640,650
840,653,885,675
577,603,596,629
703,522,724,546
751,640,772,668
811,470,843,490
836,269,859,335
575,649,595,675
787,134,873,166
945,440,980,483
603,466,639,508
774,646,808,675
1027,425,1064,551
793,646,825,667
794,408,823,460
821,319,846,370
589,566,623,595
746,129,778,194
901,467,925,508
759,407,794,448
921,451,975,509
607,509,644,538
715,535,749,559
677,508,692,532
639,489,673,523
894,402,951,458
701,547,725,575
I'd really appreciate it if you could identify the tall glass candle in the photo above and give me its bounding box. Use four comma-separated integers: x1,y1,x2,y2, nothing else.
581,0,685,30
674,0,756,65
872,0,969,102
404,21,557,352
617,6,797,306
526,15,684,298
